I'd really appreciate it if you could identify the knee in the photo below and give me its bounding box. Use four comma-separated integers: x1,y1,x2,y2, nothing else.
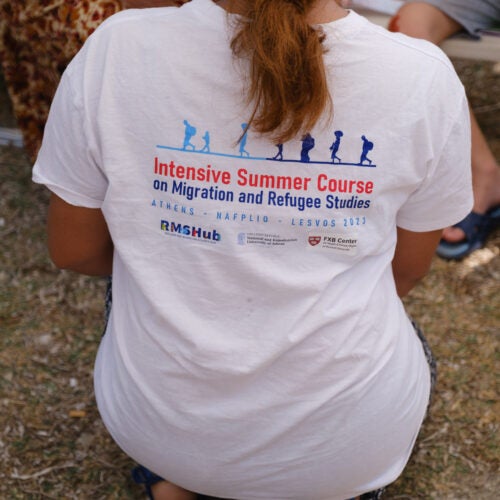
389,3,437,39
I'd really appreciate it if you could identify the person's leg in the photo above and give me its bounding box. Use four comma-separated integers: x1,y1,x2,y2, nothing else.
388,2,462,44
390,2,500,250
442,111,500,242
132,464,198,500
150,481,197,500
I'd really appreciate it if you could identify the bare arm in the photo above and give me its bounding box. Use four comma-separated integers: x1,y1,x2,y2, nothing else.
47,193,113,276
392,227,442,298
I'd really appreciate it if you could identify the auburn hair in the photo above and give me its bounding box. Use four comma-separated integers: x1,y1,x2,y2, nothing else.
230,0,332,143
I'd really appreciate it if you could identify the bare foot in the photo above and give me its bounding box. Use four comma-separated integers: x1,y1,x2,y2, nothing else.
442,164,500,243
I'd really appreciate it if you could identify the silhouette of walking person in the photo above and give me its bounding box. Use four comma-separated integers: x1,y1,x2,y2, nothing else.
182,119,197,151
300,133,315,163
273,143,284,161
359,135,374,165
200,130,210,153
239,123,250,157
329,130,343,163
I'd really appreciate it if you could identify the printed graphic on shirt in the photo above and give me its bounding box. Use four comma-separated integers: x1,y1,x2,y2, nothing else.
237,232,299,248
159,219,221,243
307,232,359,255
159,121,377,167
151,121,377,250
233,230,359,255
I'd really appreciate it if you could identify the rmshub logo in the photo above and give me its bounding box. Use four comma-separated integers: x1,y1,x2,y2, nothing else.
160,220,221,241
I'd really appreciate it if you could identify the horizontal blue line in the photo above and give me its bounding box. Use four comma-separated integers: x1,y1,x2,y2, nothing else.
156,145,376,167
156,145,266,161
267,159,377,167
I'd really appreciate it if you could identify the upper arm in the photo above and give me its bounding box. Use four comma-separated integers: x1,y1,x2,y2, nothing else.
392,226,442,297
48,193,113,275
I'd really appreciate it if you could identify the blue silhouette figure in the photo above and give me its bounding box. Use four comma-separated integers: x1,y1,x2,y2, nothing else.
273,143,284,161
182,120,197,151
329,130,343,163
239,123,250,157
300,133,315,163
359,135,374,165
200,131,210,153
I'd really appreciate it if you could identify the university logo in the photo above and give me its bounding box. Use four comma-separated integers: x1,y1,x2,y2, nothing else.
308,236,321,246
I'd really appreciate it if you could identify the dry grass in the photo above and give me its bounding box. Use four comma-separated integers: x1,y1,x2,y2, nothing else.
0,58,499,499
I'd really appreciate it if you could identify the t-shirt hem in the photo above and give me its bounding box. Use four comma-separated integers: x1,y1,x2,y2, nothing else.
32,172,103,209
396,203,472,232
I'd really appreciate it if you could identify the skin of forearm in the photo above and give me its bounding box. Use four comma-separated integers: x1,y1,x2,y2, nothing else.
392,267,424,298
391,227,442,298
47,193,113,276
54,243,114,276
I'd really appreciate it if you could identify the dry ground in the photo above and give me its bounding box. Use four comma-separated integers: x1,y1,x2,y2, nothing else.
0,58,499,499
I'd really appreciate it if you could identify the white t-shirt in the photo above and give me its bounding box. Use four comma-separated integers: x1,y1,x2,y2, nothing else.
33,1,472,498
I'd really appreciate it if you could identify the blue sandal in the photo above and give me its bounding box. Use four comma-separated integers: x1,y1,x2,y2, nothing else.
132,465,165,500
132,464,223,500
436,205,500,260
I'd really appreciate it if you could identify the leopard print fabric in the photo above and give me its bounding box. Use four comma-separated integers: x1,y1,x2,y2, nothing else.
0,0,124,162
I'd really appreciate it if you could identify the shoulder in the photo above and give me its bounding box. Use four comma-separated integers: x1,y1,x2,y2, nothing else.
91,5,179,34
65,5,181,73
332,11,457,74
377,28,456,74
331,12,464,101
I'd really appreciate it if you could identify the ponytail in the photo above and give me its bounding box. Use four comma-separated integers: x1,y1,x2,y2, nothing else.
230,0,332,143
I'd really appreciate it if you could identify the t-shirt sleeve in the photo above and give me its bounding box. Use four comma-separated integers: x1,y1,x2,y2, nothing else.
396,93,473,232
32,59,108,209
